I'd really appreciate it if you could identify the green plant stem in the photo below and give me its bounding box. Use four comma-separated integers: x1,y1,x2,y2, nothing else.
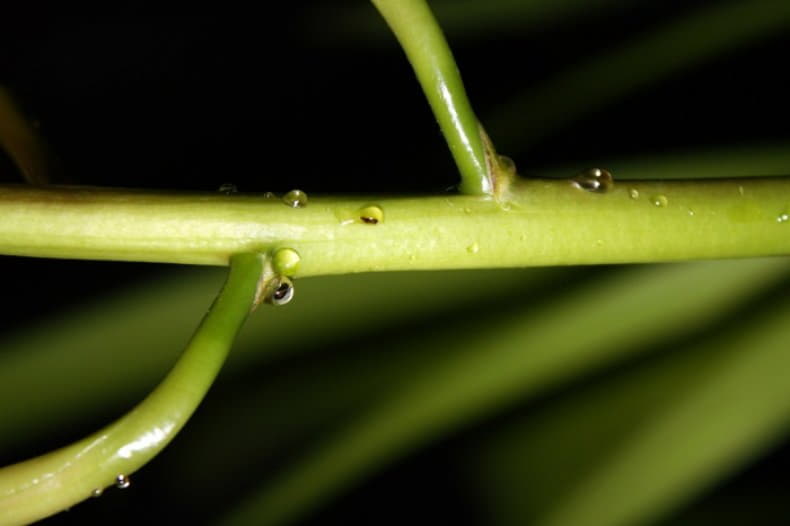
0,179,789,271
371,0,492,195
0,252,263,525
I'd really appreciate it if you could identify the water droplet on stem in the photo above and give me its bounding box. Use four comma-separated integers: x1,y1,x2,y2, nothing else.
652,195,668,207
267,277,294,306
283,189,308,208
572,168,613,193
115,474,131,489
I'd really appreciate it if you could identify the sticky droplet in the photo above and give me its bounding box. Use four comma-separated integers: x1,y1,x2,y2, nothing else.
652,195,668,207
115,474,130,489
283,189,308,208
778,213,790,223
688,208,696,216
218,183,238,195
272,248,301,276
738,185,745,196
467,242,480,254
359,205,384,224
268,276,294,306
91,488,103,498
629,188,640,200
572,168,613,193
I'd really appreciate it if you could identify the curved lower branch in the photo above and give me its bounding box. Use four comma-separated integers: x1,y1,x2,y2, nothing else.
0,252,263,525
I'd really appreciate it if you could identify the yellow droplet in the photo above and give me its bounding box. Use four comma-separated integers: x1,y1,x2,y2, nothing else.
272,248,301,276
629,188,639,200
466,242,480,254
358,205,384,224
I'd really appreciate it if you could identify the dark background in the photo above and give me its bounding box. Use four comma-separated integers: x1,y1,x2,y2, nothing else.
1,3,789,525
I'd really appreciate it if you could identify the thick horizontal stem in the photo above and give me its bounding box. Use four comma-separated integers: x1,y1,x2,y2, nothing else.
0,179,788,275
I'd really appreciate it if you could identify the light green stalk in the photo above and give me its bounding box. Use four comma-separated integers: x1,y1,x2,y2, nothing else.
371,0,492,195
0,252,263,525
0,179,788,272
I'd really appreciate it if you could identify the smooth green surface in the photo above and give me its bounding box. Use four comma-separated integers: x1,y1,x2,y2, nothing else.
0,253,262,525
372,0,491,195
0,179,789,272
222,258,789,525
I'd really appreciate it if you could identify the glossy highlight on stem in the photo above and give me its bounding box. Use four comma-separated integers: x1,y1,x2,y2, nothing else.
0,252,264,525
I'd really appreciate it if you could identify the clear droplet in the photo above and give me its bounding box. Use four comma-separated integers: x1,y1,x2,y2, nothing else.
778,213,790,223
687,208,696,216
283,189,308,208
463,207,472,214
115,474,130,489
267,276,294,306
466,242,480,254
91,488,103,498
359,205,384,224
652,195,668,207
218,183,238,195
272,248,301,276
738,185,745,196
263,191,276,199
572,168,613,193
629,188,640,200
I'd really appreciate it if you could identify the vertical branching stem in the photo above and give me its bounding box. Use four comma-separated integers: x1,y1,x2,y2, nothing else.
371,0,492,195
